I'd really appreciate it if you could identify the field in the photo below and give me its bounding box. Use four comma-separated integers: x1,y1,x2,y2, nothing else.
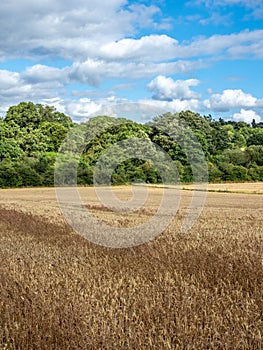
0,184,262,349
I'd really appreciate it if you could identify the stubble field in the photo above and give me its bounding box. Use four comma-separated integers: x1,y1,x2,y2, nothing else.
0,184,262,349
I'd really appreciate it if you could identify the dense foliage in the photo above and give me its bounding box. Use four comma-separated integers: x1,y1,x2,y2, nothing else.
0,102,262,187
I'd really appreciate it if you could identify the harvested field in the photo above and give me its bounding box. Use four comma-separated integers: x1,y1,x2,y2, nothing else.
180,182,263,194
0,185,262,349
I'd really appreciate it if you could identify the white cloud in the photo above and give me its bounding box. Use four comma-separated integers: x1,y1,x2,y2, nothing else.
67,59,201,84
40,97,67,114
138,98,201,116
179,30,263,59
65,98,102,120
0,0,129,59
228,42,263,59
0,1,263,123
49,96,202,122
0,60,202,116
127,3,172,30
0,1,171,61
0,70,20,89
22,65,66,83
2,66,263,123
233,108,261,123
0,0,262,63
0,68,64,106
60,97,135,122
79,99,202,122
100,35,178,62
203,89,259,111
148,76,201,101
100,30,263,64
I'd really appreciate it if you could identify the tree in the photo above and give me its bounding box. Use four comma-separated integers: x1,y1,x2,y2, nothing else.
245,145,263,166
247,129,263,146
0,104,262,187
0,138,24,161
39,122,69,152
4,102,72,129
252,119,257,128
34,152,57,186
0,160,22,187
15,159,43,187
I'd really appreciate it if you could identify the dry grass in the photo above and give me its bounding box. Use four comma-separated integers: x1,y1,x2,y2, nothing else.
0,186,262,349
178,182,263,194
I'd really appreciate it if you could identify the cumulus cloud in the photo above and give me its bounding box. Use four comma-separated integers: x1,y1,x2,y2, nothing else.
67,59,201,85
4,60,200,97
179,30,263,59
233,108,261,123
138,98,201,117
100,30,263,63
0,1,263,122
44,96,201,122
100,35,178,62
0,0,126,59
65,98,102,121
0,0,262,63
0,61,202,115
0,70,20,89
0,68,64,107
0,0,171,61
126,3,172,30
40,96,136,122
148,76,201,101
22,65,66,83
203,89,259,111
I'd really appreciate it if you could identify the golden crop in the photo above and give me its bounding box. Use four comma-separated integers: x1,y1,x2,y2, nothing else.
0,186,262,349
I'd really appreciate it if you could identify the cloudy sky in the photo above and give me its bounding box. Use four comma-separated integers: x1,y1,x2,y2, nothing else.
0,0,263,123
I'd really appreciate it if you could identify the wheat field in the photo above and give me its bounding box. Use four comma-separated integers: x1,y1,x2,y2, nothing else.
0,185,262,349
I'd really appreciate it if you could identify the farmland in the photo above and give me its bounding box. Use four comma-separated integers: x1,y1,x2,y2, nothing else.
0,184,262,349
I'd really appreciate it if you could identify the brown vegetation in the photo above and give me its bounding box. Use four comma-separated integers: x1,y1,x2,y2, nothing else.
0,187,262,349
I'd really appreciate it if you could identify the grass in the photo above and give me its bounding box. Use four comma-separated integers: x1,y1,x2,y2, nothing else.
0,187,262,349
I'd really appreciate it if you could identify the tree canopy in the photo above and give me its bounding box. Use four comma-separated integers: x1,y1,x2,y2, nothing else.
0,102,262,187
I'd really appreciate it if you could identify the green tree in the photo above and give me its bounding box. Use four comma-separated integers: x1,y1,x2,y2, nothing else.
34,152,57,186
39,122,69,152
0,160,22,187
247,129,263,146
0,138,24,160
4,102,72,129
15,159,43,187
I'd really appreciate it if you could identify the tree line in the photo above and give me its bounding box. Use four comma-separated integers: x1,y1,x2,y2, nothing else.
0,102,262,187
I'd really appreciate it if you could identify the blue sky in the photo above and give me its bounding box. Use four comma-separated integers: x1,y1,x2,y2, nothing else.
0,0,263,123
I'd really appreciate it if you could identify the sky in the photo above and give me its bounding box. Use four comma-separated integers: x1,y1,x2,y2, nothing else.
0,0,263,123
